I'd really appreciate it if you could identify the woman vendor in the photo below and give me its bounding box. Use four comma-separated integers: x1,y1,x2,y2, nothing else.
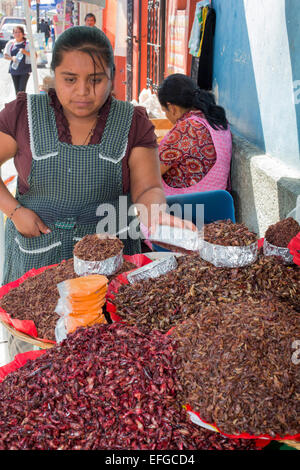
157,73,232,196
0,27,195,287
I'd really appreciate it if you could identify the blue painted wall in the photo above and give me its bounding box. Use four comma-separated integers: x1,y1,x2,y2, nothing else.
286,0,300,163
211,0,300,169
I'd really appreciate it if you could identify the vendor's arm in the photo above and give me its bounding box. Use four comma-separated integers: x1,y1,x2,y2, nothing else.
129,146,196,233
0,131,50,237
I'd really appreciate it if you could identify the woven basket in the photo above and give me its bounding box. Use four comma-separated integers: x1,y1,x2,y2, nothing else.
0,319,54,349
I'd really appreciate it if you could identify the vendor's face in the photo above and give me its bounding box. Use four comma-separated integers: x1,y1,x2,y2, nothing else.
54,50,113,119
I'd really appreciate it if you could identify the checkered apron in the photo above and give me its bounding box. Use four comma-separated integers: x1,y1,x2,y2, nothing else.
3,94,141,284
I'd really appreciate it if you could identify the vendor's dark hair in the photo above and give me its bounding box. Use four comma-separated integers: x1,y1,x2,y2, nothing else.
51,26,115,80
158,74,228,130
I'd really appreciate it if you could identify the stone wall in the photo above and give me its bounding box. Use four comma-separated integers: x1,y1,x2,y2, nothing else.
231,133,300,237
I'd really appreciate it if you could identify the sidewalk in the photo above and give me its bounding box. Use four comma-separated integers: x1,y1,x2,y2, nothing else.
1,51,53,182
0,51,54,366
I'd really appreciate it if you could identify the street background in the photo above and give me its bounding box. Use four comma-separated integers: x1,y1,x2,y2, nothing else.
0,49,53,365
0,49,53,183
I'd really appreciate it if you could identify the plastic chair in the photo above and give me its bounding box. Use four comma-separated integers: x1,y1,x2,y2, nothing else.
166,190,235,225
152,190,235,251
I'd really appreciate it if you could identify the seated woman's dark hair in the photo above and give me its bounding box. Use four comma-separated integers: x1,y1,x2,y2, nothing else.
158,74,228,130
51,26,115,80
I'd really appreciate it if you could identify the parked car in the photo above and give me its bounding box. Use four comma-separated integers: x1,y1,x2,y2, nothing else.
0,16,26,52
0,16,26,28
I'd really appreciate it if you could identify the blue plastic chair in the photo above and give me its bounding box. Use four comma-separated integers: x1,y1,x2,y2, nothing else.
166,190,235,225
151,190,235,251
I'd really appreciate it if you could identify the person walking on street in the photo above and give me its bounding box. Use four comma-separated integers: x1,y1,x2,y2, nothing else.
84,13,97,27
4,26,32,95
44,21,50,48
39,19,51,48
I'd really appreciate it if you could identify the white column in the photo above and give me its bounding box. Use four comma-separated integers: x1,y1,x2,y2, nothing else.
24,0,39,94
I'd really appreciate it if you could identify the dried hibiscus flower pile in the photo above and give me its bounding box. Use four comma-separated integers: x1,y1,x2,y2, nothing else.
0,323,258,450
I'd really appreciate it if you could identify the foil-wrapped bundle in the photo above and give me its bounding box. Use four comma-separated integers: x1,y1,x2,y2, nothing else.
127,255,178,284
199,240,258,267
149,225,202,253
263,239,294,264
74,251,123,277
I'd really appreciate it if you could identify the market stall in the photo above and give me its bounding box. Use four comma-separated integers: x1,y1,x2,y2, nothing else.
0,213,299,450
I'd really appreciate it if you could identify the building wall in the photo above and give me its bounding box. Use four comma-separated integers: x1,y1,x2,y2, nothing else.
210,0,300,234
212,0,300,171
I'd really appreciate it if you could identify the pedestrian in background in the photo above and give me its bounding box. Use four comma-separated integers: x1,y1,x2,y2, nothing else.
51,23,56,50
44,21,51,49
39,18,51,48
4,26,32,95
84,13,97,27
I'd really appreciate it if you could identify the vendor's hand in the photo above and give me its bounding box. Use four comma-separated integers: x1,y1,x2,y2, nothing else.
11,56,17,63
150,211,197,235
12,207,51,238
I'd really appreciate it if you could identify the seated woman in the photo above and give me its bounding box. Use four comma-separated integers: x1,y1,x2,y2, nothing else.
157,74,232,196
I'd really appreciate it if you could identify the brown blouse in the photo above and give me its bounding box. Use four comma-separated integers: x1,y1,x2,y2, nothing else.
0,90,158,195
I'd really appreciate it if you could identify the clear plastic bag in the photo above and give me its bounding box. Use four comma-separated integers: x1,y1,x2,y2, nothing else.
54,275,108,343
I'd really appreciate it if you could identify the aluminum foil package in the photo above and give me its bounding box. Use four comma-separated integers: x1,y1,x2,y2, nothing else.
149,225,202,253
199,240,258,267
263,239,294,264
74,250,124,276
127,255,178,284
